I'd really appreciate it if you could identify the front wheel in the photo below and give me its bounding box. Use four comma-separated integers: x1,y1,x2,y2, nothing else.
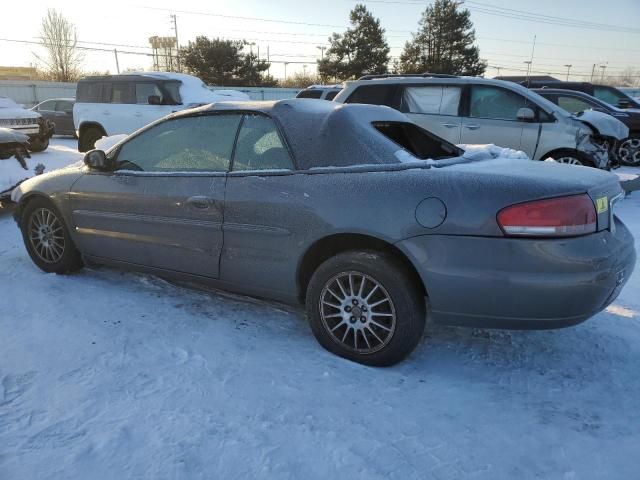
618,137,640,166
549,150,595,168
20,198,83,274
306,250,426,366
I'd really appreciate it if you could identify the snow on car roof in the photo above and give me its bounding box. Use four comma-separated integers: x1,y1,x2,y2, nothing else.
190,99,412,169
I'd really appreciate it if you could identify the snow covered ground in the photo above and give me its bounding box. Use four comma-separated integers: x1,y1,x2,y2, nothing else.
1,139,640,479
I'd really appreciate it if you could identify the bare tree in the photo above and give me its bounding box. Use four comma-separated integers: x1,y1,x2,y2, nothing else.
35,9,83,82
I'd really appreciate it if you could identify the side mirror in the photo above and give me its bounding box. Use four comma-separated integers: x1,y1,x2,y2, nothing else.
617,99,630,109
83,149,112,171
148,95,162,105
517,107,535,122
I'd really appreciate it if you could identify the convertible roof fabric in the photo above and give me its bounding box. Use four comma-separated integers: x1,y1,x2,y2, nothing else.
192,99,410,170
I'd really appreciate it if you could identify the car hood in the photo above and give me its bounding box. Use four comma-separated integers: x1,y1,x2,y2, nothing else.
572,110,629,140
0,107,41,120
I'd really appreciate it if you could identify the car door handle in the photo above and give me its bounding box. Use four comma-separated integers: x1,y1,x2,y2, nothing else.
442,123,458,128
464,124,480,130
187,196,215,209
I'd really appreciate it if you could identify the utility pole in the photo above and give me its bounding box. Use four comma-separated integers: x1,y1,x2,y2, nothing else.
170,14,180,71
303,64,307,77
284,62,290,80
267,45,270,76
114,49,120,74
317,45,326,61
564,64,572,81
591,63,597,82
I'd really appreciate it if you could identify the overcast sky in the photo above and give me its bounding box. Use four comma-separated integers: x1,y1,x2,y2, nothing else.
1,0,639,82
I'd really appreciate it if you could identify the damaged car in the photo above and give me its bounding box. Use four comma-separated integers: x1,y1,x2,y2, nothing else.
0,96,54,152
11,100,636,366
0,128,34,201
333,74,628,168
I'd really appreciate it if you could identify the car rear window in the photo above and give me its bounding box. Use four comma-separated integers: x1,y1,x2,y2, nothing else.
373,121,462,160
76,81,104,103
345,85,398,108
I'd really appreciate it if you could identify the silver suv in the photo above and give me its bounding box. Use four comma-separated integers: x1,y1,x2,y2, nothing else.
334,74,628,168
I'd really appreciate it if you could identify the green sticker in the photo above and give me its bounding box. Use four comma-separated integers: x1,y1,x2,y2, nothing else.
596,197,608,214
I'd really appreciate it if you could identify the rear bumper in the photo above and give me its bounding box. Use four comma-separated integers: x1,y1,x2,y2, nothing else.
396,219,636,329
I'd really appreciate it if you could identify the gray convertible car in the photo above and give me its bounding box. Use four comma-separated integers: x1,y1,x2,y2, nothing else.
11,99,636,366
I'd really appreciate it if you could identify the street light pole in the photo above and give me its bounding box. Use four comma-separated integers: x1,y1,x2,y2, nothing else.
316,46,326,60
284,62,290,80
564,64,572,81
600,64,607,82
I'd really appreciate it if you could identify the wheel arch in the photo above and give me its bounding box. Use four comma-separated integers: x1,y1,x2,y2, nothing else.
296,233,426,303
537,148,595,166
78,122,107,152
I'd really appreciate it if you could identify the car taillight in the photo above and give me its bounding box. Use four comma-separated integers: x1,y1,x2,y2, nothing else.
497,194,597,237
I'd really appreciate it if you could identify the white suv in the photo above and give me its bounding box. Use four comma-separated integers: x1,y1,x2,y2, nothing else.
74,72,249,151
334,74,628,168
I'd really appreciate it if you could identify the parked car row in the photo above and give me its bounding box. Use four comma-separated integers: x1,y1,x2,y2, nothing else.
332,74,628,169
0,96,54,152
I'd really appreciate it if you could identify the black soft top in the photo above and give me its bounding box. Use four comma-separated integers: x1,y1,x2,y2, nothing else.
181,99,416,169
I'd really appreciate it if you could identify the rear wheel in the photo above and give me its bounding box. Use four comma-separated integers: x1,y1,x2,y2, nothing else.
79,126,104,152
618,136,640,166
549,150,595,168
20,198,83,274
306,250,426,366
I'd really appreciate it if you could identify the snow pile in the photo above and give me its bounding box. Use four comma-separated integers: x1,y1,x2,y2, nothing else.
95,134,128,152
460,143,529,161
0,138,82,192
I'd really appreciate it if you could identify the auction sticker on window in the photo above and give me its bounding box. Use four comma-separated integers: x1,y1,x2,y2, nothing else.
596,196,609,214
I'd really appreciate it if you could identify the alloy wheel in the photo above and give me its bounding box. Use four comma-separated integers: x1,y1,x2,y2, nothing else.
555,156,583,166
319,271,396,354
619,138,640,165
28,207,66,264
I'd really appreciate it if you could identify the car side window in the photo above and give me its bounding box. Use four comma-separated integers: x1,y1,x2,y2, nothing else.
297,90,323,99
402,86,461,116
37,100,56,111
469,86,529,121
55,100,73,112
593,86,625,106
110,83,133,104
345,85,398,108
232,114,294,171
136,83,163,104
115,114,242,173
324,90,339,101
557,95,593,113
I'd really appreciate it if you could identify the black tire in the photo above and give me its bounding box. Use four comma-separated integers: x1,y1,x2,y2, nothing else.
306,250,426,366
79,126,104,152
27,137,49,152
20,197,83,274
618,135,640,166
548,150,596,168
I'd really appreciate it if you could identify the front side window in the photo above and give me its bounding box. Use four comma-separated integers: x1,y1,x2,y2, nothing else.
115,114,242,172
55,100,73,112
233,114,294,171
469,86,529,121
557,95,594,113
593,86,626,106
402,86,461,116
37,100,56,111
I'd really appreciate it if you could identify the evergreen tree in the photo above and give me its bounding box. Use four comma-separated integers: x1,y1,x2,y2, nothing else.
398,0,486,76
318,4,390,81
181,37,275,86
